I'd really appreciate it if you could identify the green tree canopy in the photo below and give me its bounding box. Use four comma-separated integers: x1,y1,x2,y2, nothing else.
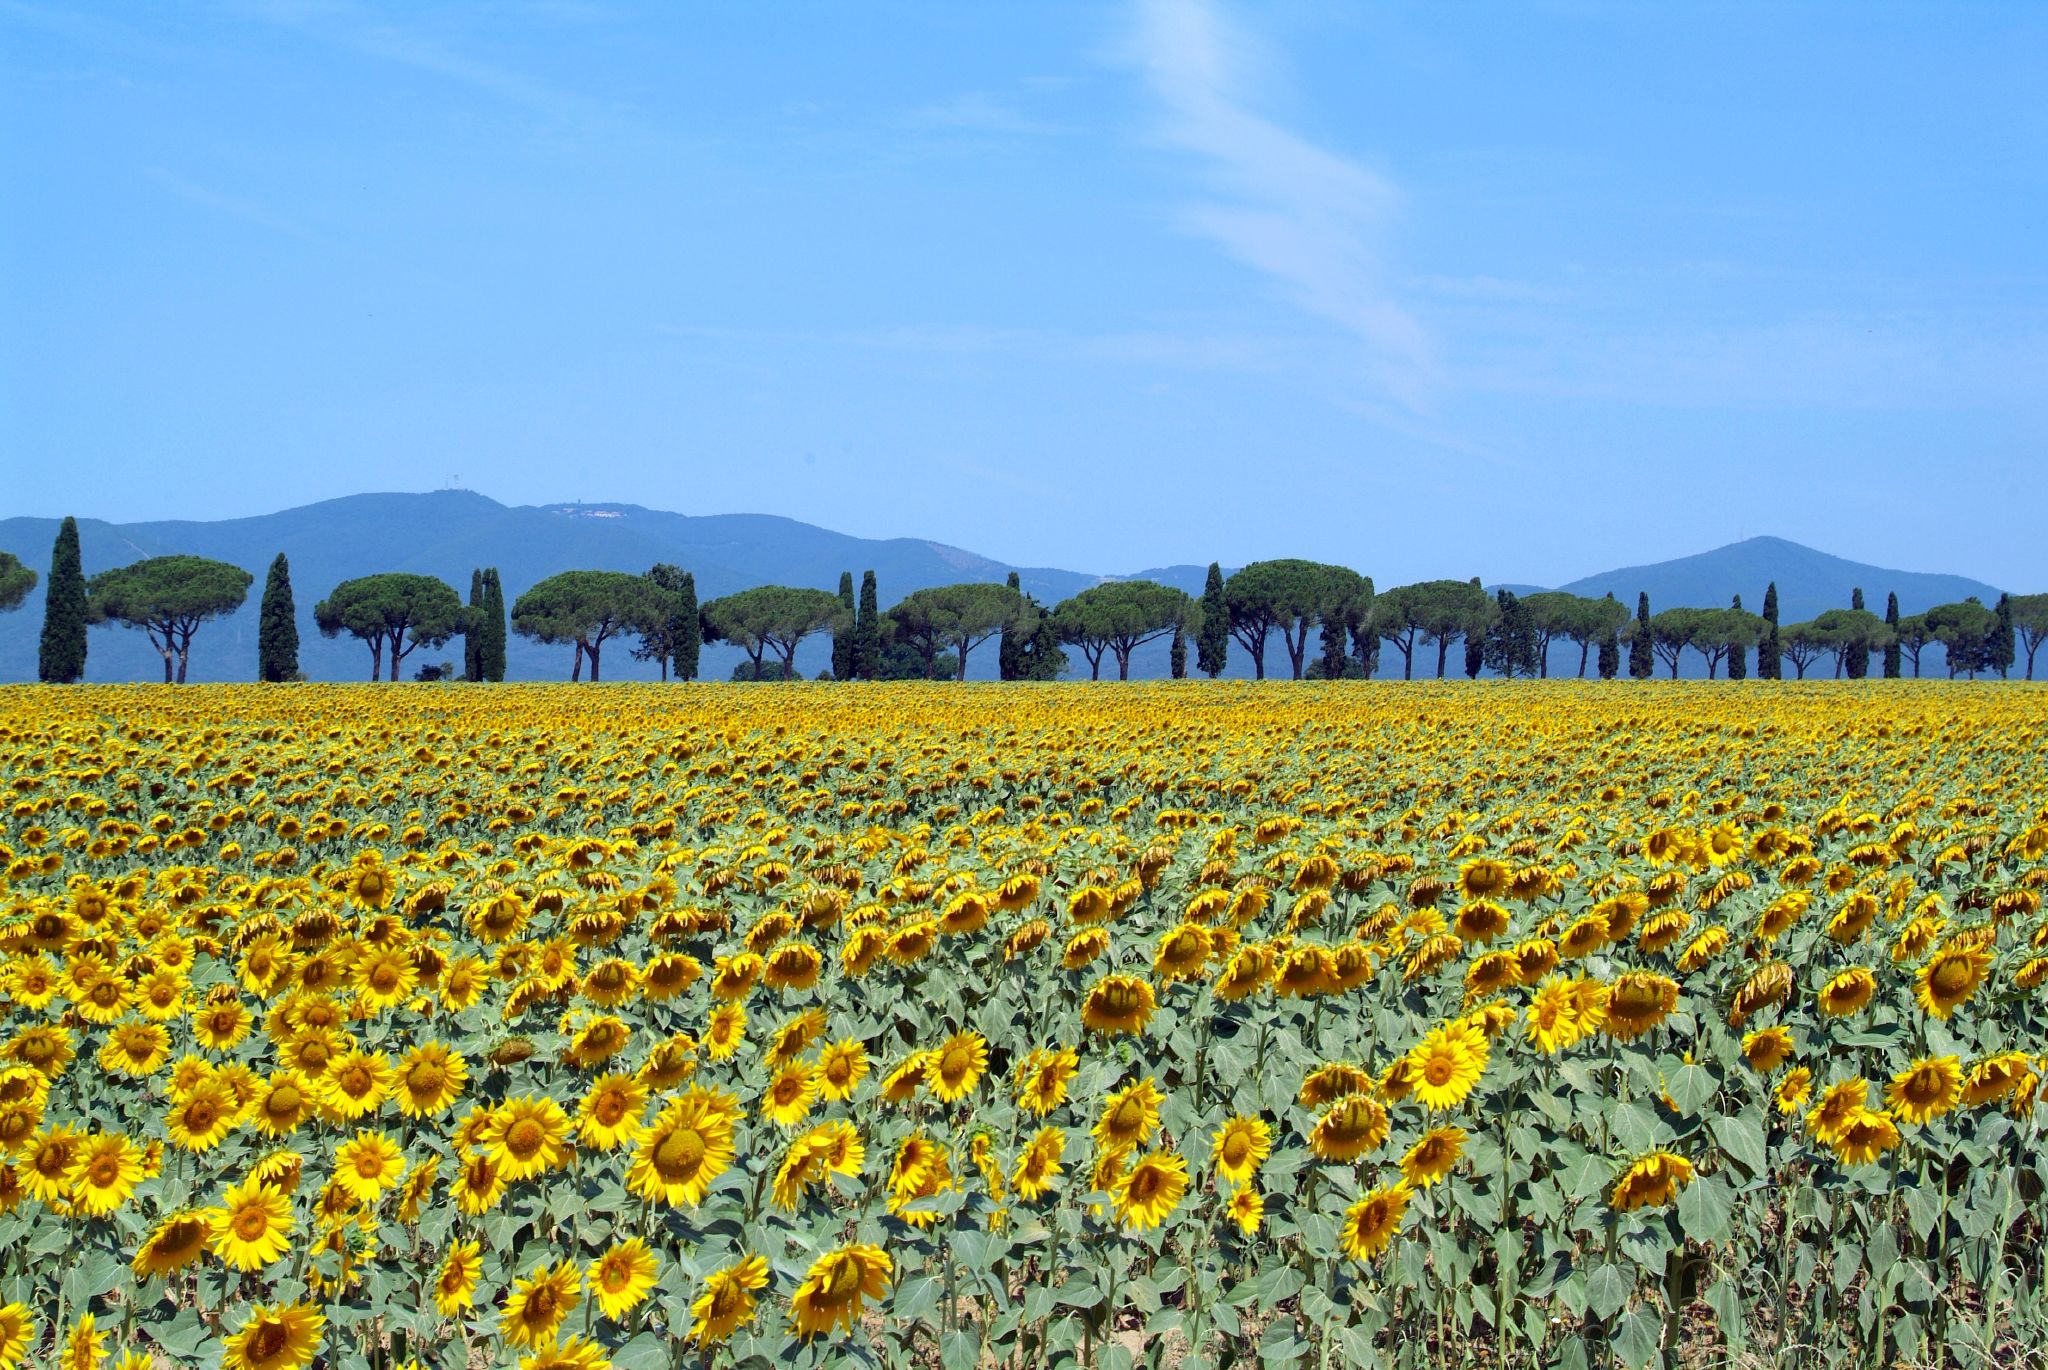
1223,560,1370,679
0,552,34,614
1521,591,1630,678
2011,593,2048,681
1923,598,1997,678
1807,607,1894,678
258,553,299,682
38,517,88,684
1893,612,1934,677
631,564,699,682
1196,562,1229,678
479,568,508,682
883,582,1025,681
700,584,847,680
1373,579,1490,679
1051,580,1197,680
1481,589,1539,677
88,555,254,684
316,572,465,682
513,570,677,682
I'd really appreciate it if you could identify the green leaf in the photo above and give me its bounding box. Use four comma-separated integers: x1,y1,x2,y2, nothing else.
1677,1173,1732,1244
894,1274,943,1325
611,1333,673,1370
1586,1262,1632,1321
941,1328,980,1370
1611,1308,1662,1369
1710,1113,1768,1178
1664,1062,1716,1114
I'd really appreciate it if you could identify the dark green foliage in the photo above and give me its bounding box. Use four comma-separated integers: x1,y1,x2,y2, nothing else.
1224,560,1370,680
698,584,847,681
1883,592,1902,678
1726,595,1747,680
1924,598,1996,678
731,659,798,682
89,555,253,684
1628,593,1654,679
998,572,1026,682
1348,619,1379,678
480,569,508,682
2013,594,2048,680
1757,582,1781,679
1052,581,1195,681
1597,624,1620,680
632,564,697,681
317,573,465,682
1522,591,1629,679
672,571,700,681
1197,562,1229,678
854,571,882,681
1170,629,1187,679
1318,609,1349,678
463,568,486,682
38,517,88,684
836,571,859,681
259,554,300,682
1018,606,1066,681
885,582,1025,681
0,553,34,615
1846,587,1870,678
1373,578,1492,679
1482,589,1540,677
1989,593,2016,679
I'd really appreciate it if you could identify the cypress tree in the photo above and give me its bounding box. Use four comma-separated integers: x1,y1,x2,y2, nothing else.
1883,592,1902,678
480,569,508,682
854,571,881,680
258,553,300,682
673,572,701,681
1628,592,1653,679
1846,588,1869,678
1597,627,1620,680
37,516,88,684
998,572,1026,682
1349,620,1379,678
1991,593,2016,679
1318,611,1349,678
1462,577,1486,678
833,571,858,680
1196,562,1228,678
1758,582,1780,679
1726,594,1747,680
1170,629,1188,679
464,569,486,681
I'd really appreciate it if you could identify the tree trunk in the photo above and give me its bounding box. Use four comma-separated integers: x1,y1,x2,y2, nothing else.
1436,639,1450,678
1578,641,1590,677
1116,646,1132,681
589,641,602,682
572,642,585,682
370,638,383,682
176,628,191,685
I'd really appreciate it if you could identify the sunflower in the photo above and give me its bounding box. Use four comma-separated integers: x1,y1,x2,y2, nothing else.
1339,1183,1412,1262
133,1210,210,1279
193,999,253,1052
166,1083,240,1152
627,1088,738,1207
1885,1056,1961,1125
351,946,416,1013
814,1040,869,1102
394,1042,468,1117
1960,1052,2032,1107
1213,943,1274,1000
576,1073,648,1150
482,1096,575,1181
1805,1078,1870,1145
1916,943,1991,1019
97,1022,170,1077
1112,1149,1188,1231
879,1053,931,1106
886,1135,955,1226
789,1244,893,1339
1826,1108,1902,1166
1226,1185,1264,1235
704,1004,747,1060
245,1071,312,1138
1153,923,1211,981
1608,1150,1696,1210
1602,972,1680,1041
761,1060,820,1127
1310,1094,1391,1161
209,1178,294,1270
690,1253,770,1343
1399,1126,1467,1189
1275,945,1334,997
432,1240,482,1315
1458,857,1512,901
1775,1066,1813,1114
1817,966,1877,1017
1741,1026,1795,1074
453,1153,507,1215
926,1031,988,1103
62,1315,104,1370
1012,1127,1065,1200
1093,1078,1164,1157
0,1303,27,1369
21,1125,82,1204
64,1132,143,1217
1404,1023,1488,1112
332,1130,404,1204
765,1008,828,1068
221,1302,323,1370
1080,974,1156,1035
516,1336,611,1370
501,1261,581,1349
1014,1046,1078,1116
315,1049,392,1120
589,1237,659,1320
1211,1115,1271,1188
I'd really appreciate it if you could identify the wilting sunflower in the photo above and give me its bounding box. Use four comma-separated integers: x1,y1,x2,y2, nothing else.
1014,1046,1078,1116
1741,1025,1795,1074
221,1302,323,1370
761,1060,820,1127
1080,974,1156,1035
501,1261,581,1348
1399,1126,1467,1189
209,1178,294,1270
132,1210,209,1279
1093,1078,1164,1156
1404,1022,1488,1111
1960,1052,2033,1107
482,1096,574,1182
1226,1186,1264,1235
1300,1063,1375,1109
1885,1056,1961,1125
1310,1095,1391,1162
434,1240,482,1315
589,1237,659,1320
789,1244,893,1339
331,1130,404,1203
1916,943,1991,1019
816,1041,869,1101
926,1031,989,1103
1211,1115,1271,1188
1012,1127,1065,1201
1153,922,1211,981
690,1253,770,1343
1112,1150,1188,1231
1608,1151,1696,1210
1602,972,1680,1041
1340,1183,1412,1262
627,1088,738,1207
64,1132,144,1217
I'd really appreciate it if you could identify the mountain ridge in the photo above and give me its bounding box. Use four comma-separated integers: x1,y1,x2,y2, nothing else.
0,492,2010,682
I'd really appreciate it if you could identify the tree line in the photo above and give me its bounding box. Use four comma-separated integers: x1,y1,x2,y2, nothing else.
7,517,2044,683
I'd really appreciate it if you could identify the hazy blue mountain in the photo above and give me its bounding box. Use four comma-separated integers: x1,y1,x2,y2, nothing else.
0,496,2010,683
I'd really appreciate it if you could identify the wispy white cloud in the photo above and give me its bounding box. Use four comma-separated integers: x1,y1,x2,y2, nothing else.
904,92,1072,138
147,167,338,246
1126,0,1437,407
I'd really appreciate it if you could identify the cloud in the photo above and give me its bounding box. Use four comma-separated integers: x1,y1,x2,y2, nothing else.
904,93,1071,138
1126,0,1437,407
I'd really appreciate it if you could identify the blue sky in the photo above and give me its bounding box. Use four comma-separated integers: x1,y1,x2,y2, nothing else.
3,0,2043,589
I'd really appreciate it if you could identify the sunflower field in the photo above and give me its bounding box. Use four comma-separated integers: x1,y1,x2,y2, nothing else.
0,682,2043,1370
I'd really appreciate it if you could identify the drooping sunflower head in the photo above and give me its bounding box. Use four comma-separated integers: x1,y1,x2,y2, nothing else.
1340,1183,1412,1262
1399,1126,1467,1189
1080,975,1156,1035
789,1244,892,1339
1111,1150,1188,1232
